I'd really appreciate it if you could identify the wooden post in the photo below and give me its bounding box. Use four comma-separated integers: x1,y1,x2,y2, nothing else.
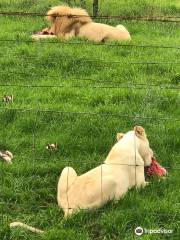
66,0,71,6
80,0,86,8
93,0,99,17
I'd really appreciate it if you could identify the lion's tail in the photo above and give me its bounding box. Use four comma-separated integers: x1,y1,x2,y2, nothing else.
10,222,44,233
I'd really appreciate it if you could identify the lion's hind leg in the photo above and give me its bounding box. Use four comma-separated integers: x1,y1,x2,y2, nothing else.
58,167,77,194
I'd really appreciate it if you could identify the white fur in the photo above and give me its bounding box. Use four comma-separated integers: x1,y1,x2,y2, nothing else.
32,6,131,42
76,22,131,42
57,127,152,216
10,126,153,232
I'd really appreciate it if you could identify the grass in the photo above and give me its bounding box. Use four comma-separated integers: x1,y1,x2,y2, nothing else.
0,0,180,239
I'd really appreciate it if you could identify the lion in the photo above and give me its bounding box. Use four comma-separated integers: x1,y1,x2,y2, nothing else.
57,126,152,216
10,126,153,233
32,5,131,42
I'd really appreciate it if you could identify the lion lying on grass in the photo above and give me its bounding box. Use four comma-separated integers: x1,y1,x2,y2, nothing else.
32,5,131,42
57,126,152,216
10,126,153,233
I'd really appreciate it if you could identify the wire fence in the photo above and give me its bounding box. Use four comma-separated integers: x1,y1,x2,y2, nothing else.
0,6,179,239
0,68,179,90
1,53,179,65
0,82,179,90
0,38,180,49
0,107,179,121
0,11,180,22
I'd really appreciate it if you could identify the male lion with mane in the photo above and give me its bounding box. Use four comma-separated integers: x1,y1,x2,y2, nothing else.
32,5,131,42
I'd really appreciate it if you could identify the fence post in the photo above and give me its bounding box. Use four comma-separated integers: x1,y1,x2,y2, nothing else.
66,0,71,6
93,0,99,17
80,0,86,8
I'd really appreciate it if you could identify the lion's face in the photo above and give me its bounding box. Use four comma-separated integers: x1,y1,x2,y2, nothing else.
46,5,92,36
134,126,153,166
117,126,153,166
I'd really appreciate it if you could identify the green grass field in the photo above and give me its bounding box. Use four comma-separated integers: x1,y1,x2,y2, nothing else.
0,0,180,239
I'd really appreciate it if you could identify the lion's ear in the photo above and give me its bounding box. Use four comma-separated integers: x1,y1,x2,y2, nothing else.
46,7,58,23
134,126,146,138
117,133,124,141
70,7,92,24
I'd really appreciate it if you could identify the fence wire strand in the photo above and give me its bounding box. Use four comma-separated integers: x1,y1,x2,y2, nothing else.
0,11,180,22
1,155,179,170
1,53,179,65
0,82,179,90
0,107,179,121
0,38,180,49
1,202,179,216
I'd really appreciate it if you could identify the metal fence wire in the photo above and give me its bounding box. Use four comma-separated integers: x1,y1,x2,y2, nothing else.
0,11,180,22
